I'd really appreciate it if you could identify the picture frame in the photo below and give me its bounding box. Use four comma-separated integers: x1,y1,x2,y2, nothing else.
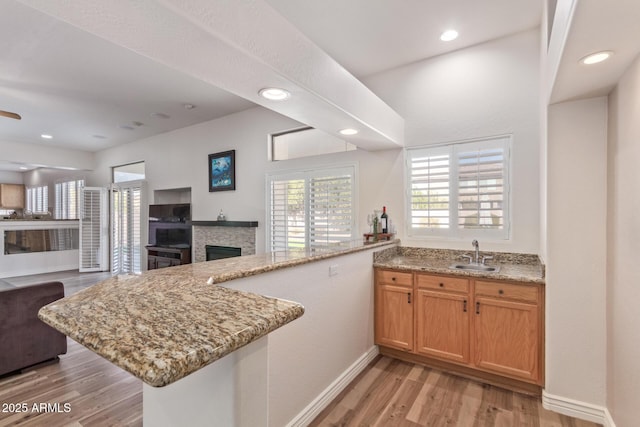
208,150,236,192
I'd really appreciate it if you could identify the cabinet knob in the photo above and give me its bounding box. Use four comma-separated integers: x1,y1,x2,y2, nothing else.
439,282,444,287
498,289,504,295
391,277,396,281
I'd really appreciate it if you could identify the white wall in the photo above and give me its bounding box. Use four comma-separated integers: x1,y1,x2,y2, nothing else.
221,248,378,427
89,106,404,254
364,29,541,253
546,98,607,409
23,168,89,212
0,171,24,184
0,140,94,171
607,56,640,427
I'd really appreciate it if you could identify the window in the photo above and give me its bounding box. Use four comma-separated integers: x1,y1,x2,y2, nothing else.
55,179,84,219
267,165,356,251
270,127,356,161
26,185,49,214
407,136,510,239
113,161,145,183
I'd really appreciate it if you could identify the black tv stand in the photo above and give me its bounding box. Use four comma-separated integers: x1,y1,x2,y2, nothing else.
146,245,191,270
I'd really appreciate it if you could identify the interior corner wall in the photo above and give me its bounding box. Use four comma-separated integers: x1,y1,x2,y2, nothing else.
363,29,541,254
606,55,640,427
546,97,607,407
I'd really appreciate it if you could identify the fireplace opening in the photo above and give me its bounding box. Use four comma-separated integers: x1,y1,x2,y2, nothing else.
206,245,242,261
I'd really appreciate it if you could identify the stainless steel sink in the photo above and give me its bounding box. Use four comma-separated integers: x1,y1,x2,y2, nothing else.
449,263,501,273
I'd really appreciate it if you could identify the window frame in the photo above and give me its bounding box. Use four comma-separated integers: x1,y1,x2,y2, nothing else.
266,163,358,251
268,126,357,162
405,135,512,240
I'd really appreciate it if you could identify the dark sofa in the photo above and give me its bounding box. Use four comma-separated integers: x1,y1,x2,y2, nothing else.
0,281,67,376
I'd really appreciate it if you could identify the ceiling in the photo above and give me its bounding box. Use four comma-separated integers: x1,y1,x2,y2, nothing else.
2,0,639,173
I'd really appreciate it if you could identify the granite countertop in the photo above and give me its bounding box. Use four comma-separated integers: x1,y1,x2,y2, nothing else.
38,239,396,387
373,246,545,284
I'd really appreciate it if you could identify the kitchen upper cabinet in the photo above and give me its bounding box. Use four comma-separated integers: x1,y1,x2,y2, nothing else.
0,184,25,209
473,280,541,383
374,269,413,351
415,274,470,364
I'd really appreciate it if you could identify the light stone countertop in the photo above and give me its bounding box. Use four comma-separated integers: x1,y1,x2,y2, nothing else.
38,239,397,387
373,246,545,284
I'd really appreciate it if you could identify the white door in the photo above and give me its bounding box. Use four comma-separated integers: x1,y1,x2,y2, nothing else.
79,187,109,272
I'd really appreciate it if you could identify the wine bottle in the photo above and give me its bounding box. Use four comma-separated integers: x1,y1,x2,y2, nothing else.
381,206,388,234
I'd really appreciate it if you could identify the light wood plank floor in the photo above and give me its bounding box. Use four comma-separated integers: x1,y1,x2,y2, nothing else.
1,271,603,426
0,339,142,427
309,356,602,427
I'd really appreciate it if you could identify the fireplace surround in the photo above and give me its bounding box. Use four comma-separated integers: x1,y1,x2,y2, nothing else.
192,220,258,263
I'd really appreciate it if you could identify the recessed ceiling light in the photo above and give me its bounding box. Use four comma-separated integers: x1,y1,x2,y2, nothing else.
183,103,196,110
259,87,291,101
440,30,459,42
119,124,135,130
151,112,170,119
339,128,359,136
580,51,613,65
41,134,53,139
92,134,107,139
19,166,28,170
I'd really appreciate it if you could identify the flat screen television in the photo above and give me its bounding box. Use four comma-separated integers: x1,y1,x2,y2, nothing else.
148,203,191,247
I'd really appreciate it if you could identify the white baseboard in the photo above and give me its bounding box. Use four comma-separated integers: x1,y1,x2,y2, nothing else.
542,390,612,425
603,408,617,427
287,346,379,427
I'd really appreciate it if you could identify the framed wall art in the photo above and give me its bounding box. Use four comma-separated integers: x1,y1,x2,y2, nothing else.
208,150,236,192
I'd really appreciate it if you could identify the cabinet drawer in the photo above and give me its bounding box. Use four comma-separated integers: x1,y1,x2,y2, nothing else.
376,269,413,286
416,274,469,293
475,281,538,303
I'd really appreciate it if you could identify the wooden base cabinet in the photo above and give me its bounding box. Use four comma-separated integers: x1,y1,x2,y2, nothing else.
374,268,544,392
374,270,413,351
415,275,470,364
473,280,541,383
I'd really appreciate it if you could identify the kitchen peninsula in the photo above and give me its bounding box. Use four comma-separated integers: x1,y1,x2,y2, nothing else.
38,239,396,426
0,219,79,278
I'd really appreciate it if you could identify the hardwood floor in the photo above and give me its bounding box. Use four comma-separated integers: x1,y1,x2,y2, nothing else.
0,339,142,427
2,270,112,296
1,270,602,426
309,356,602,427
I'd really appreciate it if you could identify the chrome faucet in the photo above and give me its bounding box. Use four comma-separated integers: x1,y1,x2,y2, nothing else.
472,239,480,264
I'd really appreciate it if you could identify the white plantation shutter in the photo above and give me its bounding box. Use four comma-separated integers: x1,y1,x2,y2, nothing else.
309,173,354,247
269,177,306,251
267,165,356,251
457,142,506,231
79,187,109,272
407,136,510,239
409,147,450,232
111,181,144,274
55,180,84,219
26,186,48,214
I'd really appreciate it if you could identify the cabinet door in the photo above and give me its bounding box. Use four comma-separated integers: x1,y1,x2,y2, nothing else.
375,283,413,351
155,257,174,269
415,289,469,364
473,296,539,382
0,184,25,209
